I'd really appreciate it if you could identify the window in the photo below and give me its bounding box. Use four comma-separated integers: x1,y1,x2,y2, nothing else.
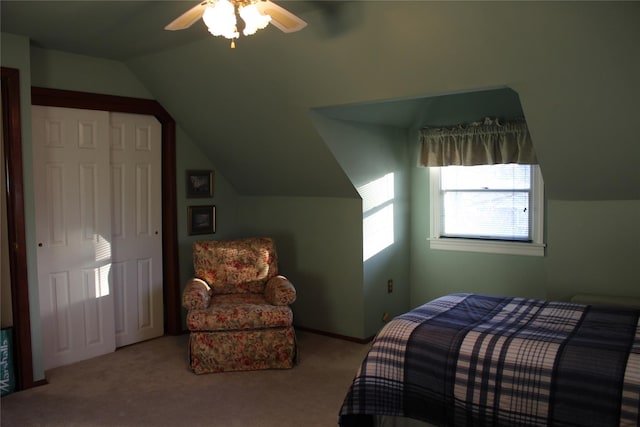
429,164,545,256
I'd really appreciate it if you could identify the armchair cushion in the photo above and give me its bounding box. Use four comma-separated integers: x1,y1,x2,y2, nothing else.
192,237,279,294
186,293,293,331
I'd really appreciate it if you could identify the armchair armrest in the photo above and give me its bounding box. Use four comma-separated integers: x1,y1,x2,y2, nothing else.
264,275,296,306
182,278,212,310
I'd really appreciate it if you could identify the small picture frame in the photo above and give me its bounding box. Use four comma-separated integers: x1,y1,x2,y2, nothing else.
186,170,213,198
188,205,216,235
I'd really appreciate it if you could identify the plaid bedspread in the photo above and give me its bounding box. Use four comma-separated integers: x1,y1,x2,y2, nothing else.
339,293,640,427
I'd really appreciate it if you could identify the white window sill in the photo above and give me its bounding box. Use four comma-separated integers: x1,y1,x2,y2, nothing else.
428,237,545,257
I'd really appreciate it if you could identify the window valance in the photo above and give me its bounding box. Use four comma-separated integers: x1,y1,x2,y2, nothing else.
418,117,537,167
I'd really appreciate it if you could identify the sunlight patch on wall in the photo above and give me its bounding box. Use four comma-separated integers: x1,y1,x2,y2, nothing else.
359,173,395,261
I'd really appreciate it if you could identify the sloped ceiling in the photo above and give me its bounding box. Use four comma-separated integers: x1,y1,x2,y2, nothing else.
2,1,639,199
314,88,525,129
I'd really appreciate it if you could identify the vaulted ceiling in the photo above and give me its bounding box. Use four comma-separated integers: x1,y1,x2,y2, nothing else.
3,1,639,199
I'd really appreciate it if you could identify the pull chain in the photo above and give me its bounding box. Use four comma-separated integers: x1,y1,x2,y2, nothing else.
231,25,238,48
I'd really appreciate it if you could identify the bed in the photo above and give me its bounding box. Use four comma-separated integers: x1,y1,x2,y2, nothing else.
339,293,640,427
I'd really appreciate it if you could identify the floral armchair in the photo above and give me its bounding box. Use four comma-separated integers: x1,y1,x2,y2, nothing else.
182,237,297,374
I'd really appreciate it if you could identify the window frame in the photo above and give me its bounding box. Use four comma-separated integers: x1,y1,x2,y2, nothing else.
428,165,545,256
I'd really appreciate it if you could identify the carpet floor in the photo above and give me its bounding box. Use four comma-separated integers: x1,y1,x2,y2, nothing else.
1,331,371,427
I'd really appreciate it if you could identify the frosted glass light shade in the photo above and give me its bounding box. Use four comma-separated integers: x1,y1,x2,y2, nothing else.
202,0,239,39
239,3,271,36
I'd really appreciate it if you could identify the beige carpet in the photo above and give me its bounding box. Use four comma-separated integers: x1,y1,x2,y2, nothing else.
0,331,371,427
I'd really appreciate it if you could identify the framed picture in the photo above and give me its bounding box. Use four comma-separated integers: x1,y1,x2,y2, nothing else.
186,170,213,198
188,205,216,235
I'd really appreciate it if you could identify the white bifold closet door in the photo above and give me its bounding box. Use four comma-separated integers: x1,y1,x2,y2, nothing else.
32,106,163,371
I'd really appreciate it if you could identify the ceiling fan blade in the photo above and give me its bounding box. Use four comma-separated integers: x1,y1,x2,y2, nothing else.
256,0,307,33
165,0,209,31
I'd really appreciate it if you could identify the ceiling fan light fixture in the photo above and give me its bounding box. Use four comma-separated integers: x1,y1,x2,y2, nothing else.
202,0,239,40
239,3,271,36
201,0,272,42
165,0,307,48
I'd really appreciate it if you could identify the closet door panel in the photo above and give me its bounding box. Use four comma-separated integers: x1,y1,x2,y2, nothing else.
110,112,163,347
32,106,116,370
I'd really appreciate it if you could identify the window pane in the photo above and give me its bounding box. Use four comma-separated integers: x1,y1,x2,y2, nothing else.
442,191,530,240
441,164,531,190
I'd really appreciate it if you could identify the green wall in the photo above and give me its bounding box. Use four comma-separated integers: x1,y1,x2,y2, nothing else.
30,47,153,98
174,125,241,328
545,200,640,301
234,196,364,338
311,112,411,337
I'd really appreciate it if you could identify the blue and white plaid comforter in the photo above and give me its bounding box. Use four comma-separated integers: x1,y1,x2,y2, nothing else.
339,293,640,427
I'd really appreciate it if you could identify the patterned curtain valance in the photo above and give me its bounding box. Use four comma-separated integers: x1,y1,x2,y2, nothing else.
418,117,538,167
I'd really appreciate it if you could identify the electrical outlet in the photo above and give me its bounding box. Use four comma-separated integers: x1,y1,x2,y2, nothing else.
387,279,393,293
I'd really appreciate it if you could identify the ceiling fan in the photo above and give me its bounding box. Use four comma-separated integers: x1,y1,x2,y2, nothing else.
165,0,307,47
